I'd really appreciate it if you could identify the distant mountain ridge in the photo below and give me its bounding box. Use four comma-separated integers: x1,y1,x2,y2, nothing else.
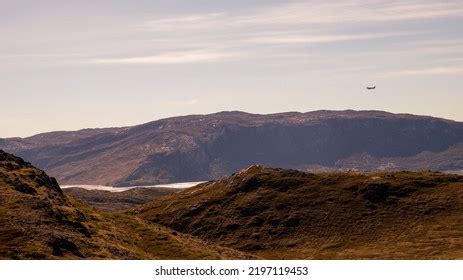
1,110,463,186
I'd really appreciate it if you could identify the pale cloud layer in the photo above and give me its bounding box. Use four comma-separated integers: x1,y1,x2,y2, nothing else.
248,32,411,44
87,51,237,65
1,0,463,137
84,0,462,68
143,1,463,28
387,66,463,77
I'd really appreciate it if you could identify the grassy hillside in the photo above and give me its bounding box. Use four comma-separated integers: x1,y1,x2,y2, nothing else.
0,150,250,259
136,166,463,259
63,187,179,212
3,148,461,260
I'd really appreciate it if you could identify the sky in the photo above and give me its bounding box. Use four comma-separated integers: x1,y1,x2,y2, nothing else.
1,0,463,137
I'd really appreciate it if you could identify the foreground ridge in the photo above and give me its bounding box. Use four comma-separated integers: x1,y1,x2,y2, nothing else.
0,150,252,259
136,165,463,259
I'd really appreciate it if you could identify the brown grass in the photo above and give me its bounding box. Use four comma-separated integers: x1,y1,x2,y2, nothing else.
0,150,252,260
135,166,463,259
63,187,179,212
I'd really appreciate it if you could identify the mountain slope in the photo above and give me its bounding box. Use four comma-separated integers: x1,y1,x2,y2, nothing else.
335,143,463,172
1,110,463,186
0,150,250,259
135,166,463,259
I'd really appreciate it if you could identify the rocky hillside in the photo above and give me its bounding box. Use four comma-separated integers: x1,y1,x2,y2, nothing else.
136,166,463,259
0,150,250,259
1,110,463,186
335,143,463,172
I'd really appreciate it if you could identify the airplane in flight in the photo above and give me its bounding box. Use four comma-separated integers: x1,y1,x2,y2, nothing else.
366,86,376,90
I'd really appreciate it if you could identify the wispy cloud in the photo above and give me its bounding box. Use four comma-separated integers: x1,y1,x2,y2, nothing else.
142,0,463,31
185,99,199,105
165,99,201,107
143,13,225,30
2,53,86,58
248,32,410,45
12,0,463,68
87,50,237,65
131,0,462,63
385,66,463,77
235,0,463,25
